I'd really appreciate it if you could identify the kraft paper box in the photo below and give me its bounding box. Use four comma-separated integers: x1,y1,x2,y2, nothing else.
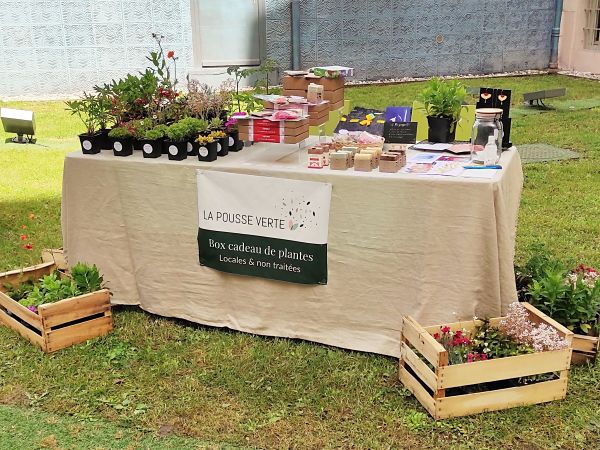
354,153,373,172
329,99,345,111
330,151,350,170
282,75,312,91
315,76,345,91
379,153,402,173
323,88,344,104
360,148,380,168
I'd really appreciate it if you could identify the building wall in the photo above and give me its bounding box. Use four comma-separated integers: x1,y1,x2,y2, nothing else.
0,0,557,99
266,0,557,80
0,0,194,99
559,0,600,73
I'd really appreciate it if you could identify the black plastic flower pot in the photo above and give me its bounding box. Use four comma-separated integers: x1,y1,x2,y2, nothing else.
186,140,199,157
198,141,218,162
140,139,163,159
78,132,103,154
98,128,111,150
427,116,456,143
165,140,188,160
227,129,243,152
217,136,229,157
111,137,134,156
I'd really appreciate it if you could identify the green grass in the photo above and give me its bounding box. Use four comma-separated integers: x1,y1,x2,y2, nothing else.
1,74,600,449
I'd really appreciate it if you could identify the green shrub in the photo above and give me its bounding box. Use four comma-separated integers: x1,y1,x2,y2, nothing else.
108,126,133,139
144,128,165,140
416,77,467,121
166,122,188,142
210,117,223,130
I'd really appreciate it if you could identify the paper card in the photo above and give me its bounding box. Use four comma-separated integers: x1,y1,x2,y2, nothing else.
461,169,499,179
412,142,452,151
383,122,418,144
407,153,442,163
384,106,412,123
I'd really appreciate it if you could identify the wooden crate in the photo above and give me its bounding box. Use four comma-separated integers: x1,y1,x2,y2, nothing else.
0,262,112,353
571,333,599,364
399,303,573,419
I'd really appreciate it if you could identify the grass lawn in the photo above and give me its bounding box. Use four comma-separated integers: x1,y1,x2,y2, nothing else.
1,74,600,449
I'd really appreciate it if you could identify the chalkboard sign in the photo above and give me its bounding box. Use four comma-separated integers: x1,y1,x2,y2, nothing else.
383,121,418,144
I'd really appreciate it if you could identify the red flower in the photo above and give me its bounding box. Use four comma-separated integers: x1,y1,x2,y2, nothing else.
167,50,175,59
441,326,451,334
480,353,488,361
467,353,474,363
455,330,462,338
433,333,440,340
23,244,33,250
20,234,27,241
21,225,27,230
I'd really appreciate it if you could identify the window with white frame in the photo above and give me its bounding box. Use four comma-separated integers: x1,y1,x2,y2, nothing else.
191,0,265,68
585,0,600,49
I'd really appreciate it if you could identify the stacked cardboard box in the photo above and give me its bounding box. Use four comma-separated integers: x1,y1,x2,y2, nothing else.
237,118,310,144
282,75,345,111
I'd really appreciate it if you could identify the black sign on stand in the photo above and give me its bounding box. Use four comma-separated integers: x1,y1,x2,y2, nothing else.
476,87,512,148
383,122,418,144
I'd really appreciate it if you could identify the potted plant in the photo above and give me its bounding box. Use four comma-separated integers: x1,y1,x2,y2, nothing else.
196,134,218,162
108,126,134,156
129,118,153,150
400,302,572,419
225,118,243,152
416,78,468,143
210,117,229,156
178,117,208,156
164,122,189,160
140,125,168,159
65,93,107,154
0,260,112,353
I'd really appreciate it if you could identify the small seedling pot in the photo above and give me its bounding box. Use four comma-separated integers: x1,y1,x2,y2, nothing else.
165,141,188,160
186,140,199,157
111,138,134,156
198,141,218,162
140,139,163,159
79,132,104,154
217,136,229,157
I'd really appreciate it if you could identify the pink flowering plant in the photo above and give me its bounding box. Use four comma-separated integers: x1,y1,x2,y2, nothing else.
431,302,568,366
498,302,569,352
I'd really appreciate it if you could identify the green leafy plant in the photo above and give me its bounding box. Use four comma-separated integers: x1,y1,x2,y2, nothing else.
143,128,165,140
128,118,153,139
65,92,110,135
253,59,279,95
165,122,188,142
471,318,533,359
70,262,104,293
209,117,223,130
226,65,267,113
108,127,133,140
416,77,468,124
177,117,208,139
527,268,600,335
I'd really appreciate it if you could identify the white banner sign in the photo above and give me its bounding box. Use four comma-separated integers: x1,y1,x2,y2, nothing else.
197,171,332,284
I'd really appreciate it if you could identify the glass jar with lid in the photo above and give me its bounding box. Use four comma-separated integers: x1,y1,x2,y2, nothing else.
470,108,503,165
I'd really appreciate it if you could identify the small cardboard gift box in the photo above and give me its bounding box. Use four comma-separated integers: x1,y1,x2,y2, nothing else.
354,153,373,172
379,153,403,173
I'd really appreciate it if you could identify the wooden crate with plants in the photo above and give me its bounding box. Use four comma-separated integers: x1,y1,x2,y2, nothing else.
0,260,112,353
399,302,573,420
516,248,600,365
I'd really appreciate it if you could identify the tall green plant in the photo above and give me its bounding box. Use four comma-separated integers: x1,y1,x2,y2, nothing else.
65,93,109,135
416,77,468,122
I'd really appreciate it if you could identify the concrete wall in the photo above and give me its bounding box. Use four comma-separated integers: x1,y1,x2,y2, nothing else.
266,0,557,80
559,0,600,73
0,0,193,99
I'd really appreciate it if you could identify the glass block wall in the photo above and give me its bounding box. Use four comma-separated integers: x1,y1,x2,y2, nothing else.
266,0,557,81
0,0,193,99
